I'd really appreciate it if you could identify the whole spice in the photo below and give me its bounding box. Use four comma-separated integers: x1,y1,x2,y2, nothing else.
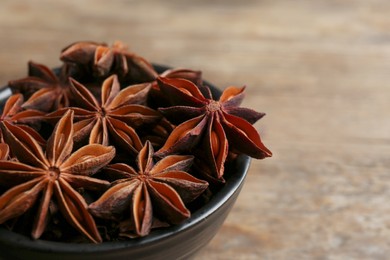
0,40,271,243
155,76,272,180
0,110,115,243
89,141,208,237
8,62,74,112
0,93,45,144
46,75,160,154
60,41,158,82
148,68,203,109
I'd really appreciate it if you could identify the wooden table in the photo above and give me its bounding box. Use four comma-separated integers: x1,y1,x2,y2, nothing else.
1,0,390,259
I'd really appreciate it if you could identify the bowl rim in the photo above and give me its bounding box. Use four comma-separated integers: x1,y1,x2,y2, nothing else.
0,64,251,253
0,156,250,253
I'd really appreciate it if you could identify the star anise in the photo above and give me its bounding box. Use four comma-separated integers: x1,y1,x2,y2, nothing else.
0,93,45,144
46,75,160,155
155,77,272,180
8,61,74,112
0,110,115,243
149,68,204,109
60,41,158,83
89,141,208,237
0,39,273,243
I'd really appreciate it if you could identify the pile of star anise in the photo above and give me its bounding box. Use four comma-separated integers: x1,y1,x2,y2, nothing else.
0,41,272,243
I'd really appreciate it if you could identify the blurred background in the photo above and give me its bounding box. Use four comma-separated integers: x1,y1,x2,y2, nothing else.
1,0,390,259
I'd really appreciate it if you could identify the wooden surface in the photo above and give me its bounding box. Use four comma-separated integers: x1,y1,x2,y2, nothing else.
1,0,390,259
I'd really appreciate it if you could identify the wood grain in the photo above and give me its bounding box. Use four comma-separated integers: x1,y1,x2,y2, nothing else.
1,0,390,259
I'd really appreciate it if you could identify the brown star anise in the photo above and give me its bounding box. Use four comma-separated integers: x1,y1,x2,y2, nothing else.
8,61,73,112
149,68,204,109
46,75,160,155
89,141,208,237
0,110,115,243
155,77,272,180
0,39,273,243
0,93,45,144
60,41,158,82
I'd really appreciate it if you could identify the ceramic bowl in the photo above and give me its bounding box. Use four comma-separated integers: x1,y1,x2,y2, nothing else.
0,65,251,260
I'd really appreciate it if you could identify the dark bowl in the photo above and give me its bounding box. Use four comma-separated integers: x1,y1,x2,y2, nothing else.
0,65,251,260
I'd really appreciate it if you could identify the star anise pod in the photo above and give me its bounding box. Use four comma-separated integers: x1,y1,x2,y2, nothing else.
8,61,74,112
0,110,115,243
155,77,272,180
46,75,160,155
60,41,158,83
149,68,204,109
89,141,208,237
0,93,45,144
